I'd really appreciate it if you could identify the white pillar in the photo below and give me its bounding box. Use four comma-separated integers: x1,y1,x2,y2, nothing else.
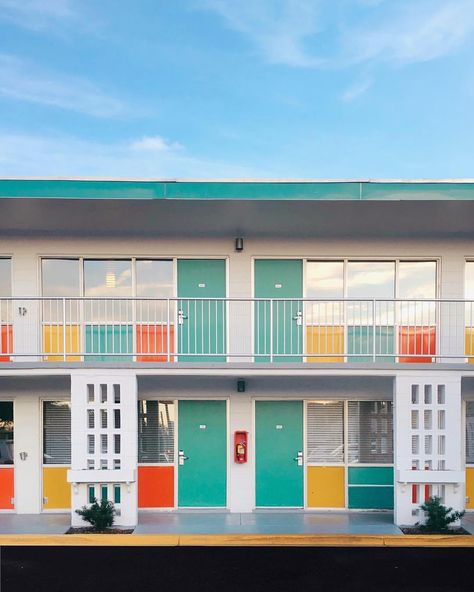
394,373,464,526
68,372,138,527
229,394,254,512
15,394,41,513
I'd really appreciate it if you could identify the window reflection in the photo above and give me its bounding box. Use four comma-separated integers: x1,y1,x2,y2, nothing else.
306,261,343,325
0,259,11,323
136,260,174,322
347,261,395,326
84,260,132,322
398,261,436,326
42,259,80,322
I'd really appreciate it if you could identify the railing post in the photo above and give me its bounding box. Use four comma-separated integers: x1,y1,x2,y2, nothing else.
372,299,376,363
269,298,274,363
167,298,171,363
62,297,67,362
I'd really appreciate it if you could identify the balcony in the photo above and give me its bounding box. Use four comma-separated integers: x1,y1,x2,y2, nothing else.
1,297,474,364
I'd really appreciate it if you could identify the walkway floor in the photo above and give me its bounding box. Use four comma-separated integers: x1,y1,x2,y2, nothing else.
134,511,402,535
0,514,70,535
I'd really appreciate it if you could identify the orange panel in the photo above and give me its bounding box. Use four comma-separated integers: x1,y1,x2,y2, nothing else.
0,468,14,509
465,328,474,364
0,325,13,362
138,465,174,508
136,325,174,362
399,326,436,363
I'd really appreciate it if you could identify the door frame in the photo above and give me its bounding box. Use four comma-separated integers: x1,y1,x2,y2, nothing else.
252,397,305,509
176,397,230,509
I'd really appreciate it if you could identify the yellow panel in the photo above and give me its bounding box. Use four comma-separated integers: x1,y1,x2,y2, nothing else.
466,468,474,509
307,466,345,508
43,467,71,509
306,326,344,363
465,329,474,365
43,325,81,361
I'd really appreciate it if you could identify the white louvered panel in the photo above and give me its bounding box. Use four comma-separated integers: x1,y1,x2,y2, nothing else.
306,401,344,463
43,401,71,464
348,401,393,464
138,401,175,463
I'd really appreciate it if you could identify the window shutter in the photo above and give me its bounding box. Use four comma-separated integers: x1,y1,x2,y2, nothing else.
466,401,474,464
348,401,393,464
306,401,344,463
43,401,71,464
138,401,175,463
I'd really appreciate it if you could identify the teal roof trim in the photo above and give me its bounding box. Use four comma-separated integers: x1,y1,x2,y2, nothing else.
1,179,474,201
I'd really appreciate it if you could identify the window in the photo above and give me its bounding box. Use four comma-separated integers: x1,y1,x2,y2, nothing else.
43,401,71,465
41,259,80,322
0,259,11,325
348,401,393,464
138,401,175,463
306,401,344,463
0,402,13,465
136,259,174,322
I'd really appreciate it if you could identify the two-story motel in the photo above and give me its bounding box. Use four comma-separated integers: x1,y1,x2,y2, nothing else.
0,178,474,528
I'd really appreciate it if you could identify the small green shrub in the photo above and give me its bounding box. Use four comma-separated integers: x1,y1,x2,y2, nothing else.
75,498,115,531
417,496,464,533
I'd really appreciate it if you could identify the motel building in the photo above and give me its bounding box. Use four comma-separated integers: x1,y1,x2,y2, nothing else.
1,178,474,530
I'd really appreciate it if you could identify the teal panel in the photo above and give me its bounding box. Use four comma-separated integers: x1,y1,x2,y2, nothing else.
256,401,303,507
254,259,303,362
347,326,395,363
2,180,474,201
348,466,394,486
178,400,227,507
177,259,226,362
85,325,133,362
348,486,394,509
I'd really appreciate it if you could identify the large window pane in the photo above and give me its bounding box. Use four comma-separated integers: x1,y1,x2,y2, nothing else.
0,259,11,324
42,259,80,322
306,261,344,325
138,400,175,463
136,260,173,322
0,402,13,465
43,401,71,465
306,401,344,463
347,262,395,326
84,260,132,322
348,401,393,464
398,261,436,326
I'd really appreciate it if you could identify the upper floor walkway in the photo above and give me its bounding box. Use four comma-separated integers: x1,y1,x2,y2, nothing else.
2,296,474,365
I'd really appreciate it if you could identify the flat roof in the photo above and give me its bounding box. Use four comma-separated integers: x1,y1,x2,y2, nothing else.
1,178,474,200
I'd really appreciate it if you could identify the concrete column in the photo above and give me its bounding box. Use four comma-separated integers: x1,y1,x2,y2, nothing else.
394,373,464,526
11,252,40,361
228,394,254,512
14,394,41,513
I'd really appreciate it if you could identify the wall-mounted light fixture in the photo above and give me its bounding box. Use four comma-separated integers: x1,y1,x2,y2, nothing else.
237,379,246,393
235,237,244,252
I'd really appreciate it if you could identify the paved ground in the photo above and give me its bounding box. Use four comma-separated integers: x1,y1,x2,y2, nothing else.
0,514,70,534
461,513,474,534
3,547,474,592
134,510,402,535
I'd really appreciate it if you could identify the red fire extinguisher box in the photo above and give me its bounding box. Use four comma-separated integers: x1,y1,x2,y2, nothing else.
234,431,248,463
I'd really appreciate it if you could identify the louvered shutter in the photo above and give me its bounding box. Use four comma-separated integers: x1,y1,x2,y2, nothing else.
306,402,344,463
43,401,71,464
138,401,175,463
348,401,393,464
466,401,474,464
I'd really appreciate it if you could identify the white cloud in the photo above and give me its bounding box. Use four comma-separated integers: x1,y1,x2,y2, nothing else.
341,77,372,102
0,54,126,117
0,0,77,30
197,0,326,67
347,0,474,65
0,132,263,178
130,136,183,152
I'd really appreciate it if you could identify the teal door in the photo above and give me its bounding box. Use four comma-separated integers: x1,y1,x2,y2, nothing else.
177,259,226,362
178,400,227,507
254,259,303,362
255,401,303,507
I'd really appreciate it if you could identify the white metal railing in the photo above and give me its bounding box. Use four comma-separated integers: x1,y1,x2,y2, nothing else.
0,297,474,363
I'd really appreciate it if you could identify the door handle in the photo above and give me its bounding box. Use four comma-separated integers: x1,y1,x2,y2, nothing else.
292,311,302,326
293,451,303,466
178,309,188,325
178,450,189,465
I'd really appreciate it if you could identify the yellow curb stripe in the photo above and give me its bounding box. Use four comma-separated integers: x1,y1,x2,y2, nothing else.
0,534,471,547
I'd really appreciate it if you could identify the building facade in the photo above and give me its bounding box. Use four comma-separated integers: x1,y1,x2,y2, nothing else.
0,179,474,527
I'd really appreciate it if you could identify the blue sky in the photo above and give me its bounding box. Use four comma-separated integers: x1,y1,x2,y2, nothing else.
0,0,473,178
